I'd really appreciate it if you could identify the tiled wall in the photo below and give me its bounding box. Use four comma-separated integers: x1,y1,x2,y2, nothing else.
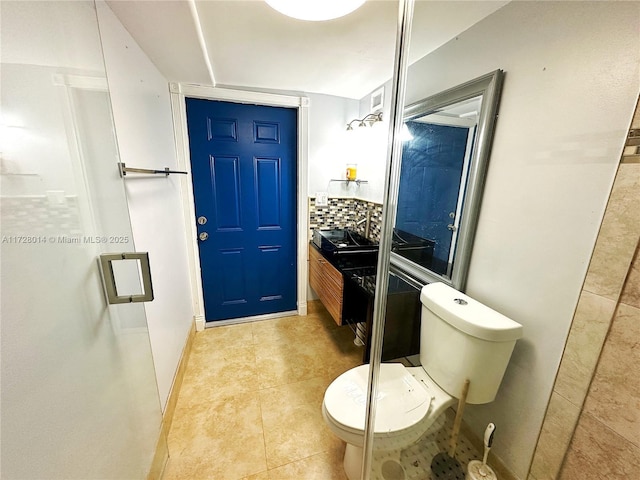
560,244,640,478
529,98,640,479
308,197,383,242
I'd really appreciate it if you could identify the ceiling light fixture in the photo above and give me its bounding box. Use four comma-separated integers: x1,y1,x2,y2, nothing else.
265,0,366,22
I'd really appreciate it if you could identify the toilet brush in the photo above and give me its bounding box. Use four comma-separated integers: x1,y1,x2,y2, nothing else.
466,423,497,480
431,379,470,479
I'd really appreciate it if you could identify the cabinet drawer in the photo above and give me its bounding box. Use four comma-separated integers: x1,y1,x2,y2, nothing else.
323,291,343,325
322,260,343,290
308,245,344,325
309,271,323,298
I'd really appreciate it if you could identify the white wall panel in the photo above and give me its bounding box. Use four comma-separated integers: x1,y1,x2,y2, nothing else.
97,0,194,411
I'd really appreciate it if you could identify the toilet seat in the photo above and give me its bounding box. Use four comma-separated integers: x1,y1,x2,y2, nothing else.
323,363,454,449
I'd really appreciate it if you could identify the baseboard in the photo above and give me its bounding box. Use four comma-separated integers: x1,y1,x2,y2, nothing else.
194,314,205,332
147,321,197,480
298,300,308,316
204,310,298,328
163,322,196,434
146,431,169,480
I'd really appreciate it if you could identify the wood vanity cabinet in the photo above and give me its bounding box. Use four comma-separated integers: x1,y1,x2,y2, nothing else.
308,245,344,325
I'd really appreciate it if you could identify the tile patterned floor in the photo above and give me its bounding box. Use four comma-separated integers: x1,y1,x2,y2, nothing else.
163,309,481,480
163,310,361,480
370,411,482,480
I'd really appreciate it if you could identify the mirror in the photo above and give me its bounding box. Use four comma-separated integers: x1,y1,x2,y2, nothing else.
391,70,503,290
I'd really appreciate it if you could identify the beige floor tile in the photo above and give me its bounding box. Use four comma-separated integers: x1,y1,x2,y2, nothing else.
259,376,331,411
194,322,255,351
167,392,267,480
240,470,270,480
254,325,361,389
254,340,328,389
324,327,364,379
260,377,344,469
265,447,348,480
165,315,360,480
177,345,259,408
251,312,338,346
161,455,200,480
190,341,256,364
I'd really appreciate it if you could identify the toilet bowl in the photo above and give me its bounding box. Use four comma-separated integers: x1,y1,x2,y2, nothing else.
322,363,456,480
322,282,524,480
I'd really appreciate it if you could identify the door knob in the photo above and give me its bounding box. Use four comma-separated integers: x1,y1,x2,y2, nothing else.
197,216,207,225
199,232,209,241
447,224,457,231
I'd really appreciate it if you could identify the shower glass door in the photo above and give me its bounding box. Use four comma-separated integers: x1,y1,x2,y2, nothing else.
1,1,164,478
363,1,506,479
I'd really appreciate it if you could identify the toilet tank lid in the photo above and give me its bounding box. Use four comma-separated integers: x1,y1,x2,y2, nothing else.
420,283,523,342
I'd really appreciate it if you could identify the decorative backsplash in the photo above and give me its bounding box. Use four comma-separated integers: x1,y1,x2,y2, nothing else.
308,197,383,242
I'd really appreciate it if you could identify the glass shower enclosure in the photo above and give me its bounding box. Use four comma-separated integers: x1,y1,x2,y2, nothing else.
1,1,165,478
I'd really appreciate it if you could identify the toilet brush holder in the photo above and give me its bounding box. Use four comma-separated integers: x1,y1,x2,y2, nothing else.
466,460,497,480
467,423,497,480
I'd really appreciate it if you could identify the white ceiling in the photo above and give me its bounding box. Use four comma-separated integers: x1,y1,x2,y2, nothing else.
106,0,508,100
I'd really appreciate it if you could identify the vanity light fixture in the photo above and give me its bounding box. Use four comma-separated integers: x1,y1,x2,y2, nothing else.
346,112,383,131
265,0,366,22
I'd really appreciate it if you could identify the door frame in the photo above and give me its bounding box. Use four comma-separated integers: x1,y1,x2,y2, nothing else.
169,83,309,331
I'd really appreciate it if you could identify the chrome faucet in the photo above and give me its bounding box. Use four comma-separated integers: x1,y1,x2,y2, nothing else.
353,210,371,239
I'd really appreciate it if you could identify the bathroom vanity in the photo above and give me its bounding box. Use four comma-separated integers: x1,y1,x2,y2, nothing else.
309,229,424,362
342,266,421,362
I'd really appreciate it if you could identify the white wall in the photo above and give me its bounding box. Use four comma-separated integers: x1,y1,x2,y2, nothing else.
306,91,391,203
357,85,394,204
96,1,194,412
361,2,639,478
307,93,360,198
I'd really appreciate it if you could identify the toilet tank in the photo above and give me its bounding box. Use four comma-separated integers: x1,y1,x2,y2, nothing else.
419,283,523,404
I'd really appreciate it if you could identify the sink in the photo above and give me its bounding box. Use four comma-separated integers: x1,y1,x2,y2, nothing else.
391,228,435,265
312,229,378,255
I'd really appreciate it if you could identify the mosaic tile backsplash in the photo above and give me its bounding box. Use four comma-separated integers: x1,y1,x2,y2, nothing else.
308,197,383,242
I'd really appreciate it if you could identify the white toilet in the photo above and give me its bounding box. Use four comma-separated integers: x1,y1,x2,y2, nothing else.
322,282,523,480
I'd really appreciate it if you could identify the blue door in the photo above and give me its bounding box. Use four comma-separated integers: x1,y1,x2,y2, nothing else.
186,98,297,322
